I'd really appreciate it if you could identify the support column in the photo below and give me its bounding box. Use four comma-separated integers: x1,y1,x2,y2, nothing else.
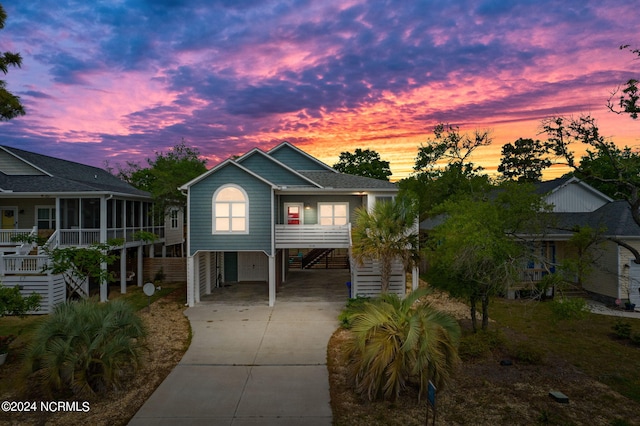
137,245,144,286
100,196,109,302
268,254,276,307
187,256,195,307
412,265,419,292
194,253,201,304
205,252,212,295
120,248,127,294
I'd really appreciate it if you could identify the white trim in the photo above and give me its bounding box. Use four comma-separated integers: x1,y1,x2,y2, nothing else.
212,184,249,234
317,202,349,226
179,159,277,190
0,146,53,177
283,202,304,225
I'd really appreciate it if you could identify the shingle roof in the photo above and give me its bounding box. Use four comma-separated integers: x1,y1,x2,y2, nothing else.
0,146,150,197
548,200,640,237
534,177,573,195
299,171,397,190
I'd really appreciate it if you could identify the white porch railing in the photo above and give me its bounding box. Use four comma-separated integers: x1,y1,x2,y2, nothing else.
59,229,101,246
0,229,32,245
275,224,350,248
0,254,50,275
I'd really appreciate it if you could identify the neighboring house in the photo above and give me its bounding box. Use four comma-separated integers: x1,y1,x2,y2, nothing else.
180,142,417,307
0,146,179,312
526,177,640,306
418,176,640,307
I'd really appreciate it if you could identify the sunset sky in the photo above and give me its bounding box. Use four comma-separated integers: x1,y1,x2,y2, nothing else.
1,0,639,181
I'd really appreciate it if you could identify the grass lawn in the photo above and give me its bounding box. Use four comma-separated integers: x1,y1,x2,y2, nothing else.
491,298,640,403
329,294,640,425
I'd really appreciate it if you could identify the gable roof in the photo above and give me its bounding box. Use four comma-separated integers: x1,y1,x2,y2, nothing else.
235,148,320,187
536,176,613,202
179,158,277,190
267,142,335,172
0,146,150,197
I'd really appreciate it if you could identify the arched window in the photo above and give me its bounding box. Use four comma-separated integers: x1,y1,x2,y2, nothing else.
212,185,248,233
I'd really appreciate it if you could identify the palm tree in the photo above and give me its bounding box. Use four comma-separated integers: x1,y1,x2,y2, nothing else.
351,198,420,293
344,289,460,401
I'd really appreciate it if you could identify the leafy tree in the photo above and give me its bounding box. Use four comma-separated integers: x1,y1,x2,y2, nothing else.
400,124,493,219
543,115,640,262
558,225,605,289
115,140,207,218
498,138,551,182
332,148,392,181
0,4,25,121
425,183,547,331
351,198,420,294
607,45,640,119
414,123,491,179
0,284,40,317
43,241,121,302
343,289,460,401
25,299,146,397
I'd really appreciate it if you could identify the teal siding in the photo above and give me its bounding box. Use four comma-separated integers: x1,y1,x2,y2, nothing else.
189,164,273,255
279,194,365,224
238,154,313,186
269,145,330,171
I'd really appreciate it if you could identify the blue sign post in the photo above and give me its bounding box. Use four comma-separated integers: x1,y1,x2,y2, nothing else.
426,380,436,425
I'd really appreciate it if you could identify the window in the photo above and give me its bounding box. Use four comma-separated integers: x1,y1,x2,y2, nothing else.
170,208,179,229
213,185,248,233
37,206,56,230
318,203,348,226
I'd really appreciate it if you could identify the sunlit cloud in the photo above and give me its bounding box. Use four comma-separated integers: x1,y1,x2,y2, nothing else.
0,0,638,181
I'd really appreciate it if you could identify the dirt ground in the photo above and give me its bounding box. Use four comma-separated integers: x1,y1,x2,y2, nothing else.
0,287,190,426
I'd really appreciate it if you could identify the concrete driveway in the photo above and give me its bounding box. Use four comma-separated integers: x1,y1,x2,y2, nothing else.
130,269,349,425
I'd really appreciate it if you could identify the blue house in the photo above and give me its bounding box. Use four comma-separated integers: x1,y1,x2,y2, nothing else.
180,142,415,306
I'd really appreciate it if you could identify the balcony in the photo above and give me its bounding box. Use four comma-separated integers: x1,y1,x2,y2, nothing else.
275,224,350,249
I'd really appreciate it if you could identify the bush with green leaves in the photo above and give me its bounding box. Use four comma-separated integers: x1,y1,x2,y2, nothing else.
509,340,545,365
458,328,506,361
344,289,460,401
549,297,589,322
25,299,146,397
613,319,632,340
0,284,41,317
338,295,370,328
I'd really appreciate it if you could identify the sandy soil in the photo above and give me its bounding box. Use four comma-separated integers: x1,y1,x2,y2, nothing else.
0,288,190,426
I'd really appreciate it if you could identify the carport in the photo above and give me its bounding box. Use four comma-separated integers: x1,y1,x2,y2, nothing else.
200,269,351,304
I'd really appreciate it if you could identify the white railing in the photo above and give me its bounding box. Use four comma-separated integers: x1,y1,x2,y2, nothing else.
0,254,50,275
59,229,101,246
0,229,32,245
275,224,350,248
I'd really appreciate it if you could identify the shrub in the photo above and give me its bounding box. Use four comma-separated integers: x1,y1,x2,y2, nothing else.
549,297,589,322
613,319,632,340
25,299,146,397
0,284,41,317
345,289,460,401
630,332,640,346
458,333,490,361
338,295,370,328
458,328,506,361
509,340,545,365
